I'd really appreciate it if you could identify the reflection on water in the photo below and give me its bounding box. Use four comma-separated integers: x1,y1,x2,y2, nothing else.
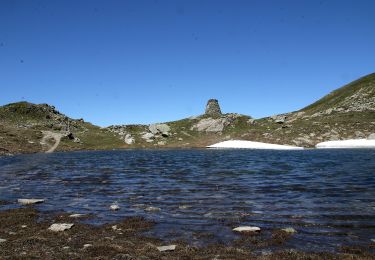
1,149,375,252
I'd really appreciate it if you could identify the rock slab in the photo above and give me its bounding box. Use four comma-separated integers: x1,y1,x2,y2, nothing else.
48,223,74,232
233,226,261,232
157,245,176,252
18,199,45,205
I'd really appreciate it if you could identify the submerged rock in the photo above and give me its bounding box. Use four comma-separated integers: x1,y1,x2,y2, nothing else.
69,213,85,218
233,226,261,232
48,223,74,232
18,199,45,205
157,245,176,252
282,227,297,234
145,206,161,212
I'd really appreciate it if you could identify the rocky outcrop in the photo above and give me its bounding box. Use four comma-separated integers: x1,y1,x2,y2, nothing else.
191,118,228,132
148,124,170,137
271,115,286,124
124,134,135,144
205,99,222,117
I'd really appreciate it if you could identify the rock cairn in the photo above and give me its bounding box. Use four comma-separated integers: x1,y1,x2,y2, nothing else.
205,99,222,117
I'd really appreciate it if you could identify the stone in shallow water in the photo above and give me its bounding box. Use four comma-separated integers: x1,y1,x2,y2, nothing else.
69,213,85,218
48,223,74,232
178,205,191,210
145,206,161,212
282,227,297,234
110,204,120,211
233,226,261,232
112,225,121,231
157,245,176,252
17,199,45,205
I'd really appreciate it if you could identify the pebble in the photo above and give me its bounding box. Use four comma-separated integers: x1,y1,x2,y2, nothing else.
157,245,176,252
83,244,92,249
110,204,120,211
21,225,27,228
112,225,122,231
8,231,16,235
62,246,70,250
282,227,297,234
69,213,85,218
48,223,74,232
233,226,261,232
0,238,7,243
17,199,45,205
145,206,161,212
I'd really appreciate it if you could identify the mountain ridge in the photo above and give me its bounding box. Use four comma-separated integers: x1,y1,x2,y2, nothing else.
1,72,375,155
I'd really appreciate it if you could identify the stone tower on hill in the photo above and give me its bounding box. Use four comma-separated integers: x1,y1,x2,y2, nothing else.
205,99,222,117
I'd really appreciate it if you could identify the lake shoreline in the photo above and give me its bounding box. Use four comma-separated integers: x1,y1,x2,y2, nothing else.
0,206,374,259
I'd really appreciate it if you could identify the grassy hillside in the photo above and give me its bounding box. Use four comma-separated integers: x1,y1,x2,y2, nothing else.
1,72,375,155
301,73,375,114
0,102,125,155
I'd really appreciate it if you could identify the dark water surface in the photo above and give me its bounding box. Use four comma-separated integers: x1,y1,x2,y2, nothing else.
1,149,375,252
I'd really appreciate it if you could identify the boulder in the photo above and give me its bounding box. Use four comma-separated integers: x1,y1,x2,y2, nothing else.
191,118,229,132
142,133,155,142
48,223,74,232
205,99,222,117
157,245,176,252
271,115,286,124
148,124,171,136
367,133,375,140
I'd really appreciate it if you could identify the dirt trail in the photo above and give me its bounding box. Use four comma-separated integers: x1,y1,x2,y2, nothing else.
40,131,64,153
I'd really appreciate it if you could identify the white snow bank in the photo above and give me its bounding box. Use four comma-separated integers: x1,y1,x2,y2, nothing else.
316,139,375,149
206,140,304,150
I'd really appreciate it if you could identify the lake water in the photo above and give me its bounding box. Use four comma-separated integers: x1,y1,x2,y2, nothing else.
0,149,375,252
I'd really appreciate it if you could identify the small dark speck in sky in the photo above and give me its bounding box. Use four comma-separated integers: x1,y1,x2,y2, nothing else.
0,42,4,47
20,59,24,63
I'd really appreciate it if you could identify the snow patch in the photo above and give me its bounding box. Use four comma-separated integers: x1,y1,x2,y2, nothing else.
207,140,303,150
316,139,375,149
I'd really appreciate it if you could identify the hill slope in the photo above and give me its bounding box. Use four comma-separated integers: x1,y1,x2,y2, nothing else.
0,72,374,155
302,73,375,114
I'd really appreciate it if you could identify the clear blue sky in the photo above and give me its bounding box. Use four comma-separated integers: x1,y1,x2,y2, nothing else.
1,0,374,126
